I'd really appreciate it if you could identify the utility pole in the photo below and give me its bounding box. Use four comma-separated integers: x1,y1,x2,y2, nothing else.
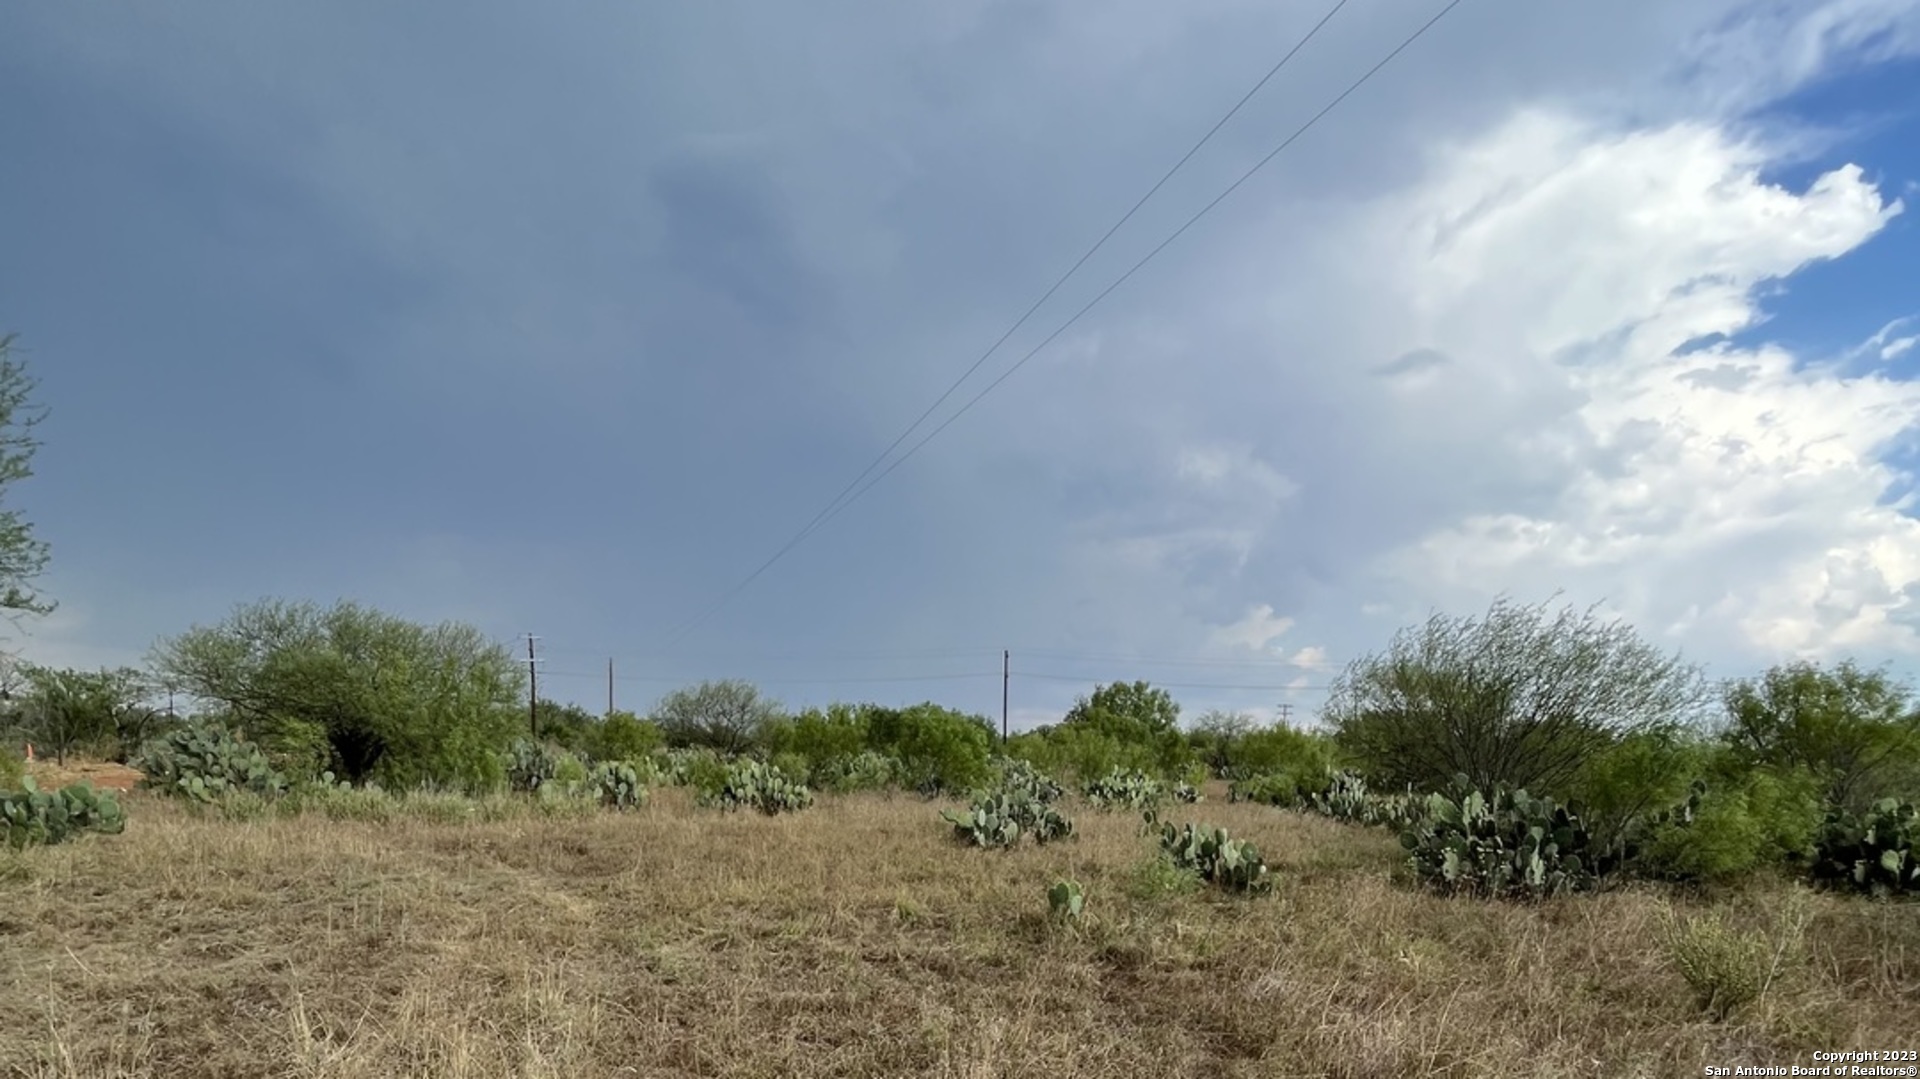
525,634,543,739
608,658,615,717
1276,702,1293,726
1002,649,1010,747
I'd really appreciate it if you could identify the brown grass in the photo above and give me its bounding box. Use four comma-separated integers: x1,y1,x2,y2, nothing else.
23,759,144,793
1,779,1914,1078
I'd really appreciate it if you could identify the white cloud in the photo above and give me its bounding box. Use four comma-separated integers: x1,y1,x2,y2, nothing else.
1175,444,1299,502
1211,604,1294,653
1286,646,1330,670
1363,107,1920,664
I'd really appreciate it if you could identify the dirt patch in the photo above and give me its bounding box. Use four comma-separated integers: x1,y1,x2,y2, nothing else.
26,757,145,792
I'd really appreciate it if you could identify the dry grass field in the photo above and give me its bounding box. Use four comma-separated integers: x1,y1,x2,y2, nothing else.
1,772,1915,1078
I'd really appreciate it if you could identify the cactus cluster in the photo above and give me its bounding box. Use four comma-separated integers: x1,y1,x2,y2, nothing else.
1307,772,1427,829
1229,769,1423,830
1813,798,1918,898
813,750,901,794
991,758,1065,804
1227,771,1314,807
1082,769,1168,812
702,759,814,815
506,738,559,793
590,760,648,810
1398,780,1597,899
1171,781,1202,804
942,787,1074,848
1157,821,1273,894
655,747,728,790
133,722,289,803
1,777,127,850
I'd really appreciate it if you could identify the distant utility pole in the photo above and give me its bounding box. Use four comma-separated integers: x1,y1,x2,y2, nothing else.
607,658,615,717
1002,650,1010,746
525,634,543,738
1276,702,1293,726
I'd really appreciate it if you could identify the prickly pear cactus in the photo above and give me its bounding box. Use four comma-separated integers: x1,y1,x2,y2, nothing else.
1157,820,1273,894
990,758,1065,804
0,777,127,850
1081,769,1166,812
1047,879,1086,922
942,786,1074,848
1813,798,1918,898
133,721,288,803
1398,779,1595,899
702,759,814,815
590,761,648,810
506,738,559,793
814,750,901,794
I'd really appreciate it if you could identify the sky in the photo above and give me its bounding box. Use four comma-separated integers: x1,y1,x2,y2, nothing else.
3,0,1920,734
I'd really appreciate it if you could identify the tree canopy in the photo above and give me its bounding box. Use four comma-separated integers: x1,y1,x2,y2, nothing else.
1325,596,1710,797
1720,659,1920,813
651,679,782,755
0,335,53,626
150,598,525,788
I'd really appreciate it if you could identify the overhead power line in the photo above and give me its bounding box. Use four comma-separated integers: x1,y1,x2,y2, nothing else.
539,669,1000,687
1013,671,1331,692
538,664,1330,694
768,0,1466,571
650,0,1369,654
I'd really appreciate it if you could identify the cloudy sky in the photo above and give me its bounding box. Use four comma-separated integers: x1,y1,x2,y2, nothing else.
3,0,1919,732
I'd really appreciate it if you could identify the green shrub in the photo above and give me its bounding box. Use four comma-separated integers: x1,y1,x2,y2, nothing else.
1564,726,1710,857
810,750,899,793
655,747,729,790
867,703,995,796
1636,768,1825,883
0,777,127,849
1226,725,1339,785
133,721,289,803
768,751,812,788
1662,908,1769,1021
552,751,589,793
1813,797,1919,898
1398,780,1599,899
1124,853,1202,900
585,711,664,764
0,746,23,792
1228,771,1312,807
1157,821,1272,894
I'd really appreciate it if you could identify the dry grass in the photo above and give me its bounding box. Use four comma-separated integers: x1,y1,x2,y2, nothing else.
1,778,1915,1078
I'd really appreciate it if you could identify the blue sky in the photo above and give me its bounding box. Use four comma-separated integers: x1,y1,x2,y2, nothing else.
3,0,1920,732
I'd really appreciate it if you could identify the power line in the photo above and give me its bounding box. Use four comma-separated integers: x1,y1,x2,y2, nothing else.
650,0,1364,653
1013,670,1332,692
542,643,1333,670
780,0,1466,561
1013,648,1337,670
538,669,1000,686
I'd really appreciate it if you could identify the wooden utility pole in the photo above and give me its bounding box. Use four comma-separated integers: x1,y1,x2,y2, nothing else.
608,658,615,717
1002,650,1010,746
525,634,542,738
1277,702,1293,726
